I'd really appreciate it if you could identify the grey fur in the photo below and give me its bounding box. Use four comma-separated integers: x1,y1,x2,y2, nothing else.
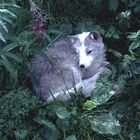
30,31,108,102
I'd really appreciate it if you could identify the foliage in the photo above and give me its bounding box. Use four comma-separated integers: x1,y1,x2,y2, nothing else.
0,0,140,139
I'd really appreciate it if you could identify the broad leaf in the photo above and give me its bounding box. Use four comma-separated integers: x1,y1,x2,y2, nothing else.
90,113,121,135
91,87,116,105
65,135,76,140
34,118,57,132
56,106,71,119
83,100,97,110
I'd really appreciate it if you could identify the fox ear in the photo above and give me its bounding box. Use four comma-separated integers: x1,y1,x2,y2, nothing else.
67,35,78,45
89,30,102,43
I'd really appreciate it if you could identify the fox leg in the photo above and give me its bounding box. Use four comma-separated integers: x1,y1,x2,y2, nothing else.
46,67,104,102
79,67,104,97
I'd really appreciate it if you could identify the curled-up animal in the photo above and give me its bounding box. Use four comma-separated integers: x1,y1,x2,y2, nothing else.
30,31,108,102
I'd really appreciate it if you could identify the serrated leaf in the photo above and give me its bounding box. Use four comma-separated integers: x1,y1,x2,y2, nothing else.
56,106,71,119
108,0,119,11
90,113,121,135
65,135,76,140
83,100,97,110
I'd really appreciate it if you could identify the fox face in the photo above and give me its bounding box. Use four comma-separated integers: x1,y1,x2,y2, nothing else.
68,31,105,69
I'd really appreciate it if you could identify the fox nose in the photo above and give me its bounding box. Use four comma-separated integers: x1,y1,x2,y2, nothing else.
80,64,85,68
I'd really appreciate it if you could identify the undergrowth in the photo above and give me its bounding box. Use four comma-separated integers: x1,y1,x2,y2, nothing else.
0,0,140,139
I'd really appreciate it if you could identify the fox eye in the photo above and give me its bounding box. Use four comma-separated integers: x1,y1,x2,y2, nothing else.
87,50,92,54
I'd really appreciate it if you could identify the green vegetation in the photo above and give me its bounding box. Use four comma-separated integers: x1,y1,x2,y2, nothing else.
0,0,140,139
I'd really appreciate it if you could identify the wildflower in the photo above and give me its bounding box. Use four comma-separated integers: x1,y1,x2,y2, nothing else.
29,0,46,37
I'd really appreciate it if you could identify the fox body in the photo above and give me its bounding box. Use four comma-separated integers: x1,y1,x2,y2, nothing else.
31,31,107,102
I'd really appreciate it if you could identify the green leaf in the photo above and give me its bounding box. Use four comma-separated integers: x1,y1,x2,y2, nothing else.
43,32,53,44
34,118,57,132
56,106,71,119
90,113,121,135
127,33,138,40
108,0,119,11
83,100,97,110
113,33,120,39
4,52,23,63
0,3,20,8
127,30,140,40
3,42,18,51
65,135,76,140
47,29,63,35
45,127,59,140
105,26,119,39
91,87,116,105
56,118,70,131
0,14,14,25
0,19,8,32
0,32,6,42
109,49,123,58
34,117,59,140
8,6,30,19
15,130,28,139
1,55,17,78
129,41,140,53
0,9,17,18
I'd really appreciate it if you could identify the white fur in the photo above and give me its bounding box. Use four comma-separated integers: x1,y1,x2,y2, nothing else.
78,32,90,44
76,32,94,68
79,46,94,68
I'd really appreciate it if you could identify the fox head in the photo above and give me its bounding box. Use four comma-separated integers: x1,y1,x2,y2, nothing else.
68,31,105,69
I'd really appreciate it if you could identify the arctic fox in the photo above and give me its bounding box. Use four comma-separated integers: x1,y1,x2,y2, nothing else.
30,31,108,102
